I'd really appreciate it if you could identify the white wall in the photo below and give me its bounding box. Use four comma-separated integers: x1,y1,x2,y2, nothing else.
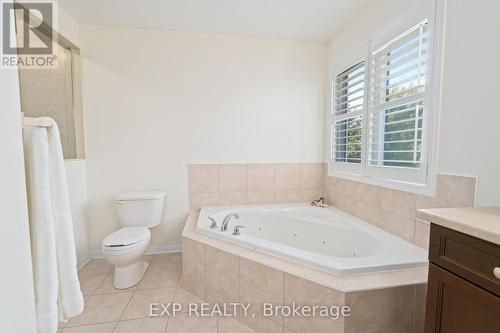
80,26,326,251
55,0,80,46
436,0,500,206
65,160,90,266
0,70,37,332
326,0,500,206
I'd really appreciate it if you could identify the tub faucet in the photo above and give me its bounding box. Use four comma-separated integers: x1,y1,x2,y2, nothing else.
221,213,239,232
208,216,217,229
311,197,329,208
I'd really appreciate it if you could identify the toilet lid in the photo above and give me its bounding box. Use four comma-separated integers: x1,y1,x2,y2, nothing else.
103,227,150,247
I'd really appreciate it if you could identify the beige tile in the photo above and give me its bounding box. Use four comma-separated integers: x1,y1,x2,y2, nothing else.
379,210,415,242
353,285,415,333
239,258,284,316
165,313,217,333
137,265,180,290
247,191,275,205
353,202,380,226
274,190,302,204
188,164,219,193
181,238,204,283
413,284,427,333
284,274,345,333
218,317,256,333
189,192,219,210
179,273,205,301
148,253,182,271
79,259,113,276
79,273,107,296
122,287,176,320
325,176,336,203
67,292,133,327
335,178,356,197
205,287,236,306
275,164,301,190
219,164,248,192
220,192,248,206
300,163,323,190
205,287,239,317
114,317,168,333
93,275,137,295
239,306,283,333
301,189,323,203
205,246,239,300
142,254,157,263
61,322,116,333
332,195,354,214
248,164,275,191
416,174,476,209
354,182,380,207
414,219,430,250
174,287,203,313
344,268,428,292
181,238,205,299
380,188,417,219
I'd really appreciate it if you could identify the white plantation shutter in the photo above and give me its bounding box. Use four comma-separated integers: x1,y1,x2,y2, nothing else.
368,20,429,170
332,60,366,173
329,0,442,194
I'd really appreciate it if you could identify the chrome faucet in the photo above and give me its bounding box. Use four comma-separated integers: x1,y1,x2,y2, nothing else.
220,213,239,232
208,216,217,229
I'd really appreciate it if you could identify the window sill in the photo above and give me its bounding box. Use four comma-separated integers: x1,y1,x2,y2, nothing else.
328,165,436,197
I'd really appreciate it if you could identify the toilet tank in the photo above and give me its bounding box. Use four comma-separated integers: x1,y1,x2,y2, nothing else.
113,191,166,228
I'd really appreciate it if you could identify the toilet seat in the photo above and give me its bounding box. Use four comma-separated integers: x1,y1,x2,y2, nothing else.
102,227,150,251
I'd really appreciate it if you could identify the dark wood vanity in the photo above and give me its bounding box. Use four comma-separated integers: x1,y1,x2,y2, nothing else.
424,223,500,332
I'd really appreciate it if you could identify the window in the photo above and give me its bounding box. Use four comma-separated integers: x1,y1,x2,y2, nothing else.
333,62,365,164
329,0,443,194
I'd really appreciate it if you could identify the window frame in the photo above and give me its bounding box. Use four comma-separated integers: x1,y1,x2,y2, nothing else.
328,0,444,196
330,46,369,176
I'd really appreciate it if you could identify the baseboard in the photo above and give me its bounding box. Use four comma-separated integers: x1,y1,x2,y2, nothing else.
77,253,92,270
146,244,182,255
88,244,182,259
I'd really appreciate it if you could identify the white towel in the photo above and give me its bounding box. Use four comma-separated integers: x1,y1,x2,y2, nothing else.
24,118,84,333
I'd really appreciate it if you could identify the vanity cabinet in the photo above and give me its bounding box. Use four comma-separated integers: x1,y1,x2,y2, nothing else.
425,224,500,333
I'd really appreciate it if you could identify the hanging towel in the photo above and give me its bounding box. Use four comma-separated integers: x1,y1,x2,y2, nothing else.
46,118,84,319
24,118,84,333
24,125,59,333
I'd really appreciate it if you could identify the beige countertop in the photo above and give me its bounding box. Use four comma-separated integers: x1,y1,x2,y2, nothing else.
417,207,500,245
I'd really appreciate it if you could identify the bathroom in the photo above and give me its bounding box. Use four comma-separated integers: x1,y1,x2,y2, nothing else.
1,0,499,332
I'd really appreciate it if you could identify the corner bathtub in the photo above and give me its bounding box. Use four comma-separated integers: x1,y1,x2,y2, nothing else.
197,204,427,275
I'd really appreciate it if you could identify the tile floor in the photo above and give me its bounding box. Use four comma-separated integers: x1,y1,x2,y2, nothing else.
60,253,256,333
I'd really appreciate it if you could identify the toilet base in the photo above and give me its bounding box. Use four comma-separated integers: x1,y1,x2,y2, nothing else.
113,260,149,289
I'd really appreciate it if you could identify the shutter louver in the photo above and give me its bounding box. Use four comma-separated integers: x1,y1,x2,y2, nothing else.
332,62,365,164
369,20,428,168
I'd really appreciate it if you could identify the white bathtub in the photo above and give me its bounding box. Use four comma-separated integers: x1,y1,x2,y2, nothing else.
197,204,428,275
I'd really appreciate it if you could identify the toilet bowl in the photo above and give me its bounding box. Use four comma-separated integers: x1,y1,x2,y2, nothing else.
102,227,151,289
102,191,166,289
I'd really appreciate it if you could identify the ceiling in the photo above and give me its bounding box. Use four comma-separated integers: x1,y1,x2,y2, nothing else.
58,0,369,42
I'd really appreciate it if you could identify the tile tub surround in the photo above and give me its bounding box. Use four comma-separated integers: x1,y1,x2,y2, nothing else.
181,210,427,333
324,174,477,250
188,163,325,209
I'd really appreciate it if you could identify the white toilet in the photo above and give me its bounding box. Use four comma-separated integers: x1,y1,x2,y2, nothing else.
102,191,166,289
